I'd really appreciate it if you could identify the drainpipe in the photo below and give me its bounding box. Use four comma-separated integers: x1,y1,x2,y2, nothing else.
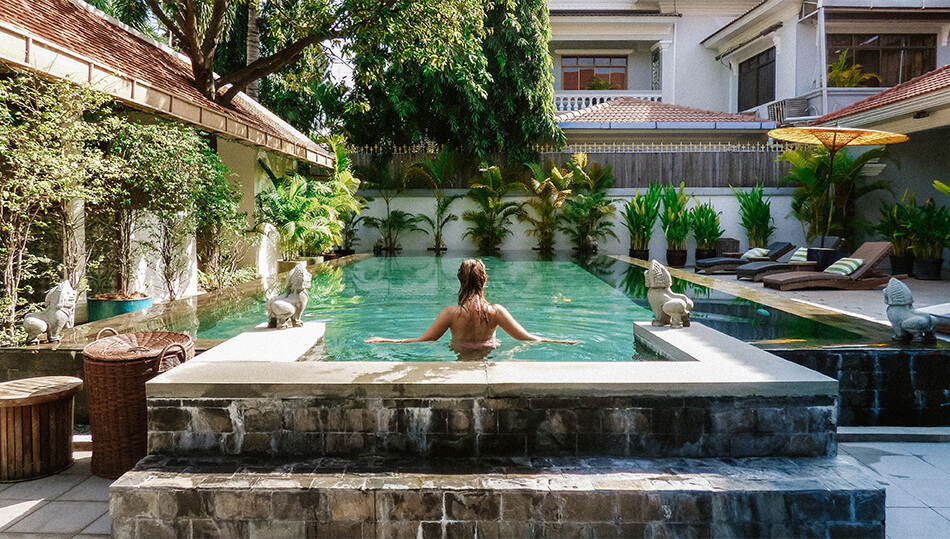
818,0,828,119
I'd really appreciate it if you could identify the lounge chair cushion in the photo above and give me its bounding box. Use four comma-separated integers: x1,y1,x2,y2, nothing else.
789,247,808,262
824,257,864,276
741,247,770,260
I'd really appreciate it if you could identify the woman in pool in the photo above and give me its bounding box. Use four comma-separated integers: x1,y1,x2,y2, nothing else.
365,259,578,352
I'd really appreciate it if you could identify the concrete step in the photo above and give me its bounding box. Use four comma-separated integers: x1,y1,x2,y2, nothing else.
110,455,884,539
837,426,950,443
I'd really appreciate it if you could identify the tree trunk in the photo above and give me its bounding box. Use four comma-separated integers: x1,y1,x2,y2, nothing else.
245,0,260,102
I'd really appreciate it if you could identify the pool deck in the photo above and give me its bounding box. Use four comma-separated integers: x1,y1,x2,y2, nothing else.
3,258,950,537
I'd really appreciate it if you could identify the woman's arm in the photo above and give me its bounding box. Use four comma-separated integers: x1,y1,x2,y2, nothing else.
365,307,453,343
494,305,579,344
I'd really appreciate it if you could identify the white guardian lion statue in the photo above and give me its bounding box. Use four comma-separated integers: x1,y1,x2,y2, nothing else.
266,263,312,329
644,260,693,329
884,278,937,342
23,281,77,344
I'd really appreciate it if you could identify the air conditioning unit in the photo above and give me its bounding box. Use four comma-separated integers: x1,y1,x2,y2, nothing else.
767,98,808,125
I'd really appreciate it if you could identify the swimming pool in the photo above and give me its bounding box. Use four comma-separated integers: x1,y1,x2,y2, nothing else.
195,256,657,362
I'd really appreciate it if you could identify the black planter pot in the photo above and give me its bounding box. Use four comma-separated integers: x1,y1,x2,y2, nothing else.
334,249,355,256
629,249,650,260
666,249,688,268
695,248,716,262
807,247,838,272
914,258,943,280
889,254,915,276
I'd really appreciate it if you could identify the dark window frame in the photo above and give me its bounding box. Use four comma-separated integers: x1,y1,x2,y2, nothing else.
737,47,776,111
826,33,936,87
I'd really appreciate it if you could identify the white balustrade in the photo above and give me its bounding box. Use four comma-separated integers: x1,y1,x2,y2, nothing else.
554,90,662,112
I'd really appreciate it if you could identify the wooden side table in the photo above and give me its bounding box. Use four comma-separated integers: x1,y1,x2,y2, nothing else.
789,261,818,272
0,376,83,482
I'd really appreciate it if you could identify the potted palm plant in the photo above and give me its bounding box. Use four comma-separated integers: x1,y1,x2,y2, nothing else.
462,163,524,254
660,183,691,267
908,199,950,280
404,146,465,251
690,201,724,261
873,192,916,276
561,153,617,254
731,184,776,249
519,161,572,253
621,183,662,260
356,157,421,254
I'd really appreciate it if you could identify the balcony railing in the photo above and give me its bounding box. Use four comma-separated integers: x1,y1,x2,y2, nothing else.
755,87,888,125
555,90,662,112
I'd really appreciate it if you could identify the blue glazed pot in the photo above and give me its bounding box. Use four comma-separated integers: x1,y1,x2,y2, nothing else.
86,296,153,321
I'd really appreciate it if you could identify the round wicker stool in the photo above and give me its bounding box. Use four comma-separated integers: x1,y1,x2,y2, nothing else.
82,329,194,479
0,376,83,482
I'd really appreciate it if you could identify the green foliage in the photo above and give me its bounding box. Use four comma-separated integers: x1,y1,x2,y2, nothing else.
621,183,662,251
827,50,881,88
586,77,618,90
320,135,365,251
404,147,465,250
0,74,110,329
256,169,361,259
731,184,776,249
462,163,524,253
935,180,950,198
778,145,893,247
560,153,616,253
873,191,916,256
518,161,572,253
355,156,420,253
907,199,950,260
659,183,692,250
334,0,562,161
689,201,724,250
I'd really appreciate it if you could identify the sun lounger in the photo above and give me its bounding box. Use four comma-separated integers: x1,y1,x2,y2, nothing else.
736,237,844,281
695,241,794,274
761,242,894,291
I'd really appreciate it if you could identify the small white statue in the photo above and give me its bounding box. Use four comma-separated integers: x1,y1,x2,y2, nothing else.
884,278,937,342
23,281,77,344
645,260,693,329
266,263,312,329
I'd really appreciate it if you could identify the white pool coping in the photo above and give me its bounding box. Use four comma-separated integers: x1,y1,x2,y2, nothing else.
147,322,837,400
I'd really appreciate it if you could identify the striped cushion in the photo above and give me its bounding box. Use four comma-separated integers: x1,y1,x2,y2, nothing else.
741,247,770,260
824,257,864,276
789,247,808,262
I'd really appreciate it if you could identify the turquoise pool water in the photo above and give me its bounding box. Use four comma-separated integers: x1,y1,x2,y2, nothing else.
196,257,656,362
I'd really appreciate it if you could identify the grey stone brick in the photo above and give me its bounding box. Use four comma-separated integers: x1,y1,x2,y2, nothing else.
249,520,306,539
328,490,375,522
444,491,500,521
148,406,192,432
377,491,443,521
272,489,328,521
211,490,271,520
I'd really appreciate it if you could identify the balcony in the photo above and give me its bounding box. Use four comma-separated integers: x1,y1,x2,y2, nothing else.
555,90,662,112
754,88,888,125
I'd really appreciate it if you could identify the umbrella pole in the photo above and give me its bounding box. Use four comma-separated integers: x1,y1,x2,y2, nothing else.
822,146,839,249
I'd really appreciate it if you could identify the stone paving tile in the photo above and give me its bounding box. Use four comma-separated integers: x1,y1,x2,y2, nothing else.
0,474,86,501
58,476,114,502
80,511,111,535
5,500,109,534
0,499,45,530
885,507,950,539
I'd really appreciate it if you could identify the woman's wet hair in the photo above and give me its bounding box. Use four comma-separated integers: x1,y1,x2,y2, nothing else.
457,259,490,322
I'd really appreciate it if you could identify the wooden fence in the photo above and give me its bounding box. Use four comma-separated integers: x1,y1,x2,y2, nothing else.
350,143,790,190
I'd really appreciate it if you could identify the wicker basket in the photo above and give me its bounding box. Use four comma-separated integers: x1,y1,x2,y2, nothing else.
82,329,194,479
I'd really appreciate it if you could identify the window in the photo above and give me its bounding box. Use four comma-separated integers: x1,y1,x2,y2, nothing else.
827,34,936,87
738,48,775,111
562,56,627,90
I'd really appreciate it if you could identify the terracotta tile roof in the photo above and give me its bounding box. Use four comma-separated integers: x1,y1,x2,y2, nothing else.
816,64,950,124
0,0,331,166
557,97,774,128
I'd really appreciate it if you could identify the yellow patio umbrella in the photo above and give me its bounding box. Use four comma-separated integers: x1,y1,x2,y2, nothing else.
767,126,909,248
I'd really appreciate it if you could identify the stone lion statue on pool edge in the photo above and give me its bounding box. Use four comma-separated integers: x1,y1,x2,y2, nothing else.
884,278,937,342
266,263,312,329
645,260,693,329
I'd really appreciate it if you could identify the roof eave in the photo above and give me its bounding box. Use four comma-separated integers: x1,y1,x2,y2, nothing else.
0,20,333,169
814,87,950,133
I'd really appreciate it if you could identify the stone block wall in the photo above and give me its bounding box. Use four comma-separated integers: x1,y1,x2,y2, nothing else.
147,394,836,459
776,348,950,426
110,455,884,539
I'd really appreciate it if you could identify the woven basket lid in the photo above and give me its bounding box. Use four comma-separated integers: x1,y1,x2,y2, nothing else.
82,331,192,363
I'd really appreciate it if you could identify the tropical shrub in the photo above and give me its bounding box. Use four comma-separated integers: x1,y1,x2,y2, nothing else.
659,183,691,250
561,153,616,253
404,147,464,250
689,201,724,251
518,161,572,253
731,184,776,249
827,50,881,88
356,157,420,253
908,199,950,260
778,145,892,247
462,163,524,253
873,191,916,257
621,183,662,251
